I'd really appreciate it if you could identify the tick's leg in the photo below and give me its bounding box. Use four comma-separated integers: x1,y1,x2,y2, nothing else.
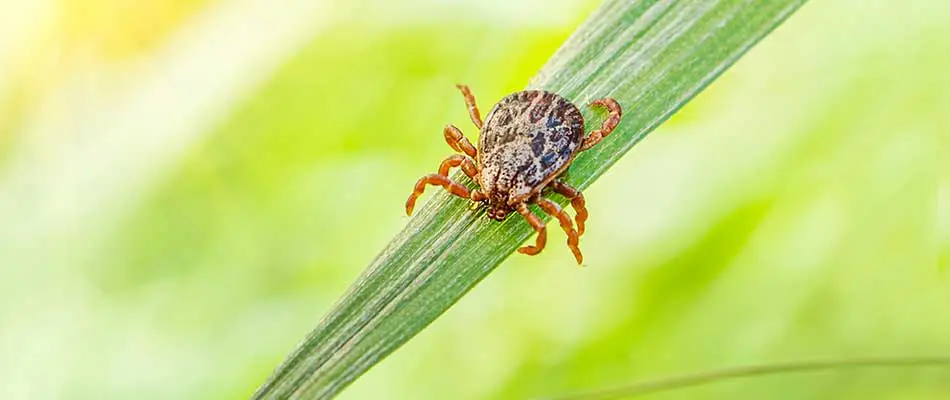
551,181,588,237
444,124,478,159
471,188,487,202
439,144,479,179
538,198,583,264
580,98,622,151
516,203,547,256
455,84,483,130
440,154,483,199
405,173,471,216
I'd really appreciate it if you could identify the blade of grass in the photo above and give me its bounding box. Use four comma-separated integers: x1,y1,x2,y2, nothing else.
252,0,808,398
544,356,950,400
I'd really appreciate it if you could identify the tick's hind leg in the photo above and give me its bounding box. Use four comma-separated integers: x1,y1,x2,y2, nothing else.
444,125,477,159
580,98,622,151
516,203,547,256
455,84,483,130
537,198,583,264
551,181,588,237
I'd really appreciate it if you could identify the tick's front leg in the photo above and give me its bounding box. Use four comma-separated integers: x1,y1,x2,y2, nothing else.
455,84,483,130
405,173,472,216
537,198,583,264
551,181,588,237
580,98,622,151
516,203,547,256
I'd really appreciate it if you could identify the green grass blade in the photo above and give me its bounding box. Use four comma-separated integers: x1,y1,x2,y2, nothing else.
547,356,950,399
252,0,808,398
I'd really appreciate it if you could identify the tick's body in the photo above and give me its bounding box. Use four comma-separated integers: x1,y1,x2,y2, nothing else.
478,91,584,216
406,85,622,264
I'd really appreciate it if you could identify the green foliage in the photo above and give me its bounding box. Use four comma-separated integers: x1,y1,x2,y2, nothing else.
552,357,950,399
253,1,808,398
3,1,947,399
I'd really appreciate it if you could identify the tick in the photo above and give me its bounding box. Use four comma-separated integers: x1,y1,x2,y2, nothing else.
405,85,622,264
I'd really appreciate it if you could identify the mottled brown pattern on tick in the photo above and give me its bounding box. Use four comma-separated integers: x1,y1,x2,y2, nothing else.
405,85,622,265
478,91,584,211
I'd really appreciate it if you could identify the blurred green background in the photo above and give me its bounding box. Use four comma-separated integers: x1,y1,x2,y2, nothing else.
0,0,948,399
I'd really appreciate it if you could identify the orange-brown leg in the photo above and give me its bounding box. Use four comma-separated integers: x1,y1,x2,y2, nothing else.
455,84,483,130
537,198,583,264
551,181,588,237
471,188,487,202
516,203,547,256
580,98,623,151
405,173,471,216
443,125,478,159
439,149,478,181
440,154,487,201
